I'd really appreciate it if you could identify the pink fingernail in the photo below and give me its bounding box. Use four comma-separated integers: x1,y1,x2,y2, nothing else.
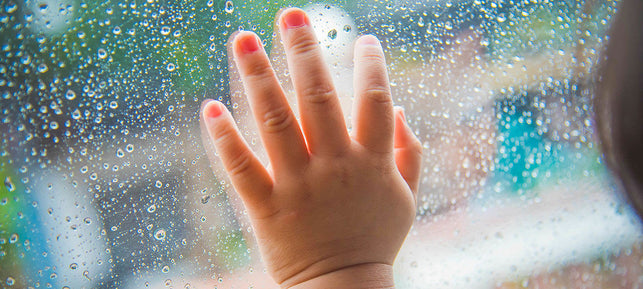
282,8,309,29
236,32,261,54
204,101,223,118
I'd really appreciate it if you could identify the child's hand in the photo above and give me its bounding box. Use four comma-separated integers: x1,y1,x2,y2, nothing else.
201,8,422,288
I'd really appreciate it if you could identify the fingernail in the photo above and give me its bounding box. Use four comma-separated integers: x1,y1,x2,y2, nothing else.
282,9,308,29
237,32,261,54
359,35,380,46
204,101,223,118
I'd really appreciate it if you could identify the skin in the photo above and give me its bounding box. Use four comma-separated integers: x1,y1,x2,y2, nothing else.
201,8,422,289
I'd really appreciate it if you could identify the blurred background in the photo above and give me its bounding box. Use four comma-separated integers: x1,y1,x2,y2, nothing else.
1,0,642,288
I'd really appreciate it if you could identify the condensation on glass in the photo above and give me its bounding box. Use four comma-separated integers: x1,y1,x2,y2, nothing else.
0,0,640,288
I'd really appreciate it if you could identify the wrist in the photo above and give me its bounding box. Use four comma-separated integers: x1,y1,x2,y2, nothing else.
284,263,395,289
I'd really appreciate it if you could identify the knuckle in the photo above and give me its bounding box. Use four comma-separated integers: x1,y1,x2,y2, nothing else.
226,151,254,177
242,60,274,79
362,87,392,104
302,85,336,104
360,51,386,66
262,106,294,133
213,128,255,177
287,35,320,56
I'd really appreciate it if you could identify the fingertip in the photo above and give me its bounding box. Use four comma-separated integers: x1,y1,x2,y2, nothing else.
203,100,225,119
233,31,262,55
357,34,381,46
279,7,309,29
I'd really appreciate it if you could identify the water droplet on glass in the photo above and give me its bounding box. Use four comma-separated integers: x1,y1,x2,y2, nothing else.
97,48,108,59
497,14,507,23
201,195,210,204
154,229,166,240
5,2,17,13
160,26,171,35
328,29,337,40
4,176,15,192
224,1,234,13
113,26,121,35
116,148,125,158
65,90,76,100
38,3,48,13
70,263,78,270
6,277,15,286
37,63,48,73
126,144,134,152
109,101,118,109
166,63,176,72
71,109,81,120
155,180,163,188
147,204,157,213
9,233,18,244
343,25,351,32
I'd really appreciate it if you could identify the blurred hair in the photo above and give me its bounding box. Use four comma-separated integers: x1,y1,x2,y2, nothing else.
595,0,643,216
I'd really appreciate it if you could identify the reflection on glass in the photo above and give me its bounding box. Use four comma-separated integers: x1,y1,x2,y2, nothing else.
1,0,640,288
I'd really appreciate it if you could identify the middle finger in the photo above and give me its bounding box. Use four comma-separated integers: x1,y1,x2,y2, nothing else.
279,8,351,156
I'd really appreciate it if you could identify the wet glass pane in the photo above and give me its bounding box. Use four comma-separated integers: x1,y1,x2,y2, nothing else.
1,0,640,288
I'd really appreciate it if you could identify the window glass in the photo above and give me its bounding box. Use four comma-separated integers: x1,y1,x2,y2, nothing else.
1,0,640,288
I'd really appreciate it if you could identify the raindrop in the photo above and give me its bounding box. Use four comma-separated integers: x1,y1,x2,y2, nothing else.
97,48,108,59
37,63,48,73
166,63,176,72
224,1,234,13
65,90,76,100
6,277,15,286
109,101,118,109
116,148,125,158
200,195,210,204
155,180,163,188
154,229,166,240
497,14,507,23
38,3,48,13
70,263,78,270
160,26,171,35
5,2,17,13
4,176,15,192
20,55,31,65
162,266,170,273
83,217,92,224
9,233,18,243
147,204,157,213
49,121,59,130
343,25,351,32
112,26,121,35
328,29,337,40
126,144,134,152
71,109,81,120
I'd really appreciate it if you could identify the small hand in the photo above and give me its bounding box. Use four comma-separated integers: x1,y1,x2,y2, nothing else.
201,8,422,288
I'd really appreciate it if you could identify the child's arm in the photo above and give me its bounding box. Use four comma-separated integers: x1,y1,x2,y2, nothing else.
201,8,422,288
